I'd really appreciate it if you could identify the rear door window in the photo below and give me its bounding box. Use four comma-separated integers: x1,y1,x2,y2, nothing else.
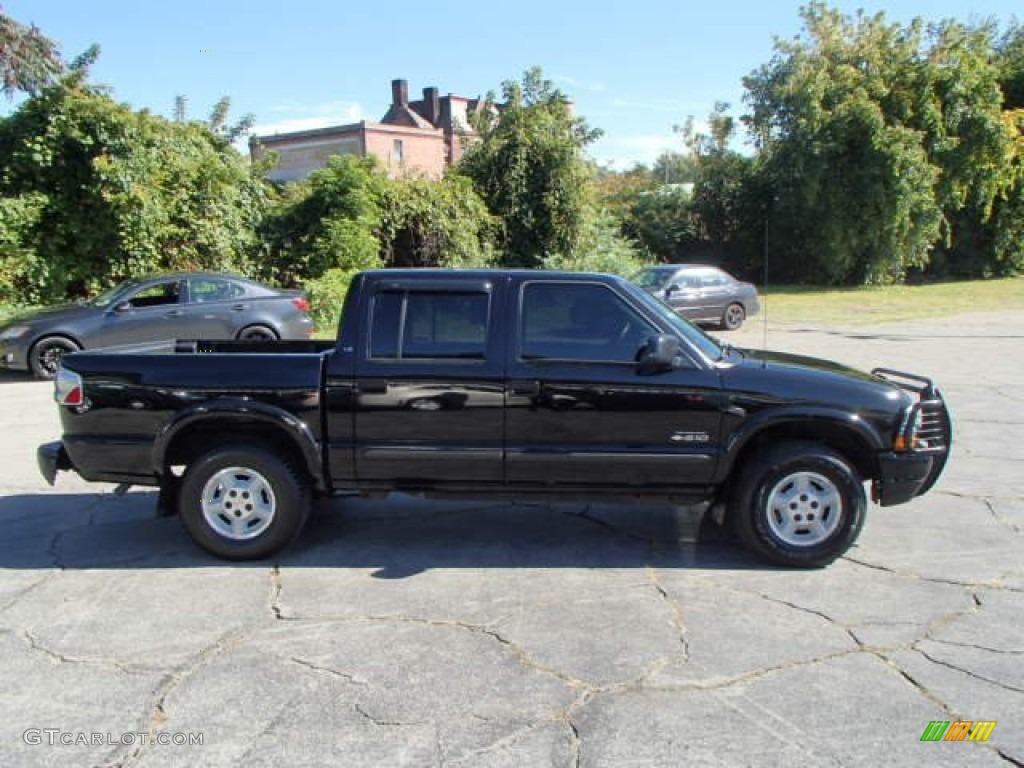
369,290,489,360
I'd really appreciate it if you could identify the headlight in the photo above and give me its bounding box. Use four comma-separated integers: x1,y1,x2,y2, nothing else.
0,325,31,340
894,405,924,452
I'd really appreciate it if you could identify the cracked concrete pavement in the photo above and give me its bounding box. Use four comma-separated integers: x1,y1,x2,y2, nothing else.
0,309,1021,767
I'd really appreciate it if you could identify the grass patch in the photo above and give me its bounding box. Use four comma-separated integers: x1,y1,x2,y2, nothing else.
760,276,1024,325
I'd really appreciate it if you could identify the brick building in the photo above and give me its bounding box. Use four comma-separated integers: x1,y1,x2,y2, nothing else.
250,79,483,182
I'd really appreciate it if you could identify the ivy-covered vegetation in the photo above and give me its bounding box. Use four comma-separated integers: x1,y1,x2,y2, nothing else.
1,3,1022,323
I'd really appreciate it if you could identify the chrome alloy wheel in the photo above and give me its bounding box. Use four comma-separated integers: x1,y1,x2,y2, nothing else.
201,466,277,541
764,471,842,547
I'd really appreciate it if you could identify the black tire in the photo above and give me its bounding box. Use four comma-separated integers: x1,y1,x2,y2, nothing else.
29,336,81,380
721,303,745,331
237,325,278,341
730,441,865,568
178,444,310,560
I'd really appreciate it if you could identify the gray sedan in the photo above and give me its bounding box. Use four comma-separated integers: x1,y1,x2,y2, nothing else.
632,265,760,330
0,272,314,379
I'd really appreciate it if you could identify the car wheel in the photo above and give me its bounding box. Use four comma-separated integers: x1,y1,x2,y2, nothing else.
721,303,745,331
730,442,865,568
178,444,310,560
29,336,81,380
237,325,278,341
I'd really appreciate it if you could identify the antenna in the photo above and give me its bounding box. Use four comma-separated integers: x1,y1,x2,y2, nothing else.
761,211,769,357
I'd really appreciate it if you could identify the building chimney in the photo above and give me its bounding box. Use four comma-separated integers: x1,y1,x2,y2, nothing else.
422,87,440,125
391,79,409,107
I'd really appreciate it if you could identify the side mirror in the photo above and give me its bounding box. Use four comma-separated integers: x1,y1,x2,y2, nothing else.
113,302,131,313
637,334,682,375
664,283,679,298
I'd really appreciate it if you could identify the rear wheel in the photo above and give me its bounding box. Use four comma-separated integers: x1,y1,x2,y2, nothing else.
730,442,865,568
29,336,81,380
178,444,310,560
721,303,745,331
237,325,278,341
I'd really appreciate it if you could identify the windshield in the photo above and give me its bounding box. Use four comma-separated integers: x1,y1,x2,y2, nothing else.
88,279,139,308
618,279,724,362
631,268,675,291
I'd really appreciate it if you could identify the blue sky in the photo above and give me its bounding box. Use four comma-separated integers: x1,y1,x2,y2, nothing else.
4,0,1021,168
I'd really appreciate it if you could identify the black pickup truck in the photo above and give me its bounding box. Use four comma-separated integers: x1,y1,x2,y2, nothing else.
38,269,951,567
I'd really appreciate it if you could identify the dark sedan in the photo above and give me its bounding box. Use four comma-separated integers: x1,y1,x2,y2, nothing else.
0,272,314,379
632,265,760,330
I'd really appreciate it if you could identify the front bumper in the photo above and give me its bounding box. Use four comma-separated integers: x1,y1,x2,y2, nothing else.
0,337,30,371
38,441,73,486
873,451,936,506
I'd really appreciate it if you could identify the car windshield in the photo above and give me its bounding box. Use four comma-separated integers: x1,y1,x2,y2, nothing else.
618,279,724,361
88,280,140,308
631,268,675,291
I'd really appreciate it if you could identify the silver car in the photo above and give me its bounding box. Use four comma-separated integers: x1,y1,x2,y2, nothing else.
0,272,314,379
632,265,760,330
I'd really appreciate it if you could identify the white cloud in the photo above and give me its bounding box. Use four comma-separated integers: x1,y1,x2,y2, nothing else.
234,101,365,154
553,75,609,94
252,101,365,136
589,129,701,169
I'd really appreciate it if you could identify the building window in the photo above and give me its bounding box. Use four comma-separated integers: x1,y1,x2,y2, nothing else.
392,139,404,166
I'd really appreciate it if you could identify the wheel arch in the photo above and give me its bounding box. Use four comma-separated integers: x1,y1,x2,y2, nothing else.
152,400,327,492
235,319,281,339
717,411,882,487
29,331,84,353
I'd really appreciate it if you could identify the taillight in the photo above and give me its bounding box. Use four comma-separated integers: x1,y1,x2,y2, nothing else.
292,296,310,313
55,367,84,406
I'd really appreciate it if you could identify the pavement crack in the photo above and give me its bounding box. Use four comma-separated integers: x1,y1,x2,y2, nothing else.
20,629,154,675
47,531,65,569
927,638,1024,655
0,573,53,616
997,748,1024,767
289,656,368,685
842,555,1024,593
871,651,959,719
645,648,863,694
564,691,589,768
915,647,1024,695
354,702,428,728
108,623,262,768
982,498,1023,535
753,592,862,648
561,504,651,545
448,717,557,766
270,565,283,620
644,566,690,660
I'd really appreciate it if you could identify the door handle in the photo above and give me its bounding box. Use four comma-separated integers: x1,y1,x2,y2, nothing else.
510,380,540,396
164,310,183,317
231,304,248,311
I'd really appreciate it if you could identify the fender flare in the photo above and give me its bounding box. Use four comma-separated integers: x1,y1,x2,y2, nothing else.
152,398,326,491
714,406,886,483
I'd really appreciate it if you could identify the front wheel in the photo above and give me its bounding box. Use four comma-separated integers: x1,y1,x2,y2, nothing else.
29,336,81,380
178,444,310,560
730,442,865,568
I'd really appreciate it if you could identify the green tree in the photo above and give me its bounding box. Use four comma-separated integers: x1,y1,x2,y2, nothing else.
0,77,268,302
459,66,602,267
378,173,497,269
743,3,1018,283
0,7,62,98
652,151,697,185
